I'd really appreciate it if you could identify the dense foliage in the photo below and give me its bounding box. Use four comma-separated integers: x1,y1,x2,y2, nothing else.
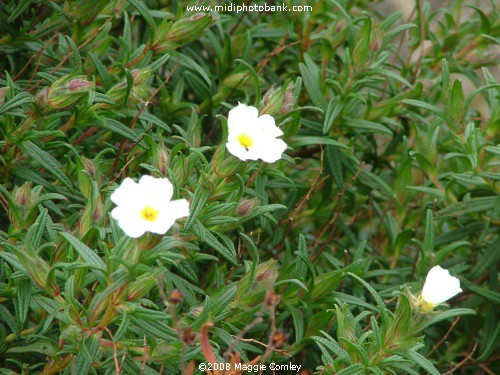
0,0,498,374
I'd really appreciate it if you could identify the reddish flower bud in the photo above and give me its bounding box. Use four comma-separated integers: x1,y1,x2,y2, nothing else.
47,75,94,109
237,198,258,216
170,289,184,304
259,82,296,116
0,87,9,107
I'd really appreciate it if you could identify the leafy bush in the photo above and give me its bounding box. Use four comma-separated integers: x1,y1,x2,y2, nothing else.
0,0,498,374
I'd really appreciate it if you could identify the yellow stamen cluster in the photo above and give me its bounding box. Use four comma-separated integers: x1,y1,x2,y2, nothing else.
140,206,159,222
238,134,253,151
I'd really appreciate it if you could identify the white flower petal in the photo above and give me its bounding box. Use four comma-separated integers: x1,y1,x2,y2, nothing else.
226,138,260,161
146,199,190,234
421,266,462,306
110,176,189,238
110,206,147,238
256,114,283,137
110,178,139,206
226,103,287,163
138,175,173,201
168,198,191,219
228,103,259,133
256,138,288,163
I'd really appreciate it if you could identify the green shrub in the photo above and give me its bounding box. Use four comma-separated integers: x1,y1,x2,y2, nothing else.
0,0,498,374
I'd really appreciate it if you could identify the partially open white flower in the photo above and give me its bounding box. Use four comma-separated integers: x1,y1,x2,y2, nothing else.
226,103,287,163
110,176,189,238
419,266,462,311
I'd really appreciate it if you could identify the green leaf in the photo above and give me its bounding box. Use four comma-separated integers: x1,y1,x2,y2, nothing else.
406,186,445,199
423,308,476,329
477,318,499,362
287,305,304,343
0,92,33,114
401,350,440,375
235,59,262,105
98,117,143,145
241,204,287,222
313,331,352,364
346,272,385,311
359,169,395,198
335,364,364,375
148,53,171,73
170,51,211,88
344,119,393,136
436,196,497,219
192,221,238,265
450,79,465,123
130,316,177,341
323,97,344,134
128,0,156,28
25,209,48,253
89,53,112,90
402,99,451,123
0,304,19,339
7,340,55,356
290,136,349,149
18,141,73,189
461,278,500,305
299,54,327,110
7,0,34,22
352,17,371,65
424,209,434,252
15,278,31,326
65,35,82,73
73,335,100,375
275,278,308,292
184,184,211,229
60,232,107,272
370,68,414,89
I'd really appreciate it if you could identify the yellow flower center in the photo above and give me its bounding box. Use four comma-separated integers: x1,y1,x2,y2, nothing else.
140,206,159,222
417,296,436,312
238,134,253,151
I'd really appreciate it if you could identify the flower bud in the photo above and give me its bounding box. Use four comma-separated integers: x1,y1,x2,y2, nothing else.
153,14,212,52
236,260,278,307
223,72,258,90
237,198,258,217
127,274,157,301
417,266,462,312
8,183,44,229
13,182,32,206
369,29,383,51
335,20,346,33
182,327,196,344
47,75,94,109
34,87,51,114
211,144,246,178
13,248,59,296
105,81,127,107
81,157,96,179
167,13,212,45
131,68,151,86
271,331,288,349
130,85,151,103
153,143,170,175
92,199,103,221
264,290,281,307
0,87,9,107
259,82,296,116
170,289,184,304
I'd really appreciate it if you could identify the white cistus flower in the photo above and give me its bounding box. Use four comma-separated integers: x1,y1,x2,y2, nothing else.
419,265,462,311
110,175,189,238
226,103,287,163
